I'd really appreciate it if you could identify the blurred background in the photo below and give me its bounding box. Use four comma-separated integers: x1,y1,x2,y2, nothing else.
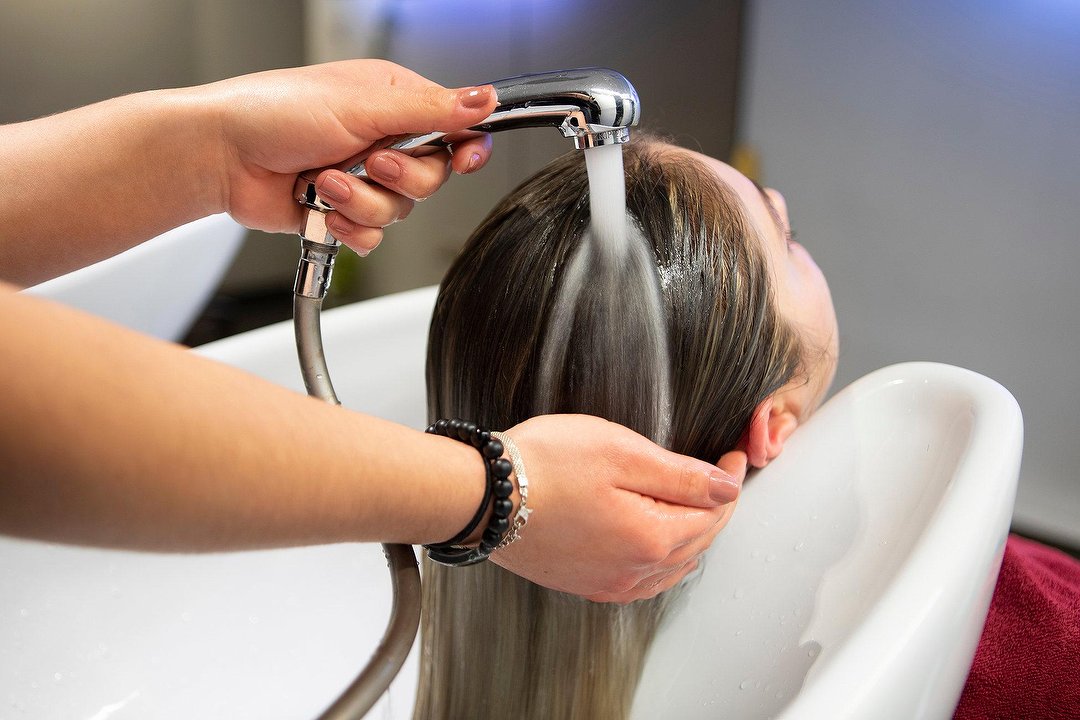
2,0,1077,550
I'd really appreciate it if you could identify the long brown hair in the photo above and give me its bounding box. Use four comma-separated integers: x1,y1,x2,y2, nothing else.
416,139,803,719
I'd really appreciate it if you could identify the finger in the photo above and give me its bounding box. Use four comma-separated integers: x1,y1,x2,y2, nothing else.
365,149,452,200
449,133,494,175
357,83,498,139
631,481,740,566
316,169,414,227
619,443,747,509
324,214,383,256
634,558,701,600
587,559,700,604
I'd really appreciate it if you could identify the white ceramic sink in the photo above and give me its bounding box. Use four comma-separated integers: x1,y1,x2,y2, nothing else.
24,214,245,342
0,286,1022,719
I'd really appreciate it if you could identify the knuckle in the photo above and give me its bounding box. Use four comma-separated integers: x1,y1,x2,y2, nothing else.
351,197,383,226
600,433,637,478
423,85,452,113
676,464,702,504
613,570,640,593
632,533,669,566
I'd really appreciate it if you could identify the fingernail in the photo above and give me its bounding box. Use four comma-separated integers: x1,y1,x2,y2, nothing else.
462,152,482,174
708,470,743,504
368,153,401,181
318,174,350,204
328,213,355,235
459,85,493,109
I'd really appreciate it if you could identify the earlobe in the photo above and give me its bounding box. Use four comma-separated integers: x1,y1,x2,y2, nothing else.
743,397,799,468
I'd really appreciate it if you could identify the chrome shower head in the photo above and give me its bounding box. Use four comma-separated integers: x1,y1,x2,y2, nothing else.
481,67,641,149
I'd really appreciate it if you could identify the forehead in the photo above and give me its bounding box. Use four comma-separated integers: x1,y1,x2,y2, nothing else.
672,148,775,240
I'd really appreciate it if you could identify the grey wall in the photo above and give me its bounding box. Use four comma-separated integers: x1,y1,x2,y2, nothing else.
739,1,1080,546
0,0,303,122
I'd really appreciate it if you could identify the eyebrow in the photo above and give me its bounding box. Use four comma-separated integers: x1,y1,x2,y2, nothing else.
750,178,786,242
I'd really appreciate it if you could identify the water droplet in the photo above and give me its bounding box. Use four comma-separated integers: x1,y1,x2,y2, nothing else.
750,549,761,559
793,541,804,552
30,682,38,690
739,679,751,690
316,373,323,380
765,554,776,563
249,615,260,625
734,630,743,636
732,588,745,599
810,514,819,521
53,672,62,682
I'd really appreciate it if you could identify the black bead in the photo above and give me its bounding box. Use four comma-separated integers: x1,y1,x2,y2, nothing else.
492,458,512,478
482,527,503,546
470,427,487,447
459,422,477,442
448,419,463,437
435,419,450,435
493,498,513,517
493,479,513,499
482,440,504,459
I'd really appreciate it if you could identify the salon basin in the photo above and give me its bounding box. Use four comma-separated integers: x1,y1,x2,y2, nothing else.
0,286,1021,719
24,213,245,342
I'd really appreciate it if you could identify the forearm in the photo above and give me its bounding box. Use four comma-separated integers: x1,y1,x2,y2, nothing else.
0,284,482,551
0,89,224,286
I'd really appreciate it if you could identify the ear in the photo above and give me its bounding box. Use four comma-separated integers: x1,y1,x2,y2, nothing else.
742,396,799,468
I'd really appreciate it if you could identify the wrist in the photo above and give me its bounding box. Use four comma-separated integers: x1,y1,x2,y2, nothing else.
157,84,231,218
421,420,521,565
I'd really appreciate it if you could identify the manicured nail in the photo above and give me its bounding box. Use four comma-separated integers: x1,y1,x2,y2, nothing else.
462,152,482,174
368,153,401,181
328,213,355,235
708,469,743,504
318,174,350,204
459,85,493,109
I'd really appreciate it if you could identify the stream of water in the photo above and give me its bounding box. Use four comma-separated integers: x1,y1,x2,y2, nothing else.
536,143,673,446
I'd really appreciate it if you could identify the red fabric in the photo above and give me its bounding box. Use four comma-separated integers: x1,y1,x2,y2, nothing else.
954,534,1080,719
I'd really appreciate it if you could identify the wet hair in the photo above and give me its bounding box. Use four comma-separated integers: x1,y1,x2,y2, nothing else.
416,138,804,719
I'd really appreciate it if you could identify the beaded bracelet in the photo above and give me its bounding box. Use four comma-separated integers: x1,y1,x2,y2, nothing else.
492,432,530,549
423,418,516,567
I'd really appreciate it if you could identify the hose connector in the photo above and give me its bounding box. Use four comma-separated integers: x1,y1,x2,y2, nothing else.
294,175,341,300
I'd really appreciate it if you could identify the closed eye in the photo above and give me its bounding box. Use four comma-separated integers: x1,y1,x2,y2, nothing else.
750,179,790,248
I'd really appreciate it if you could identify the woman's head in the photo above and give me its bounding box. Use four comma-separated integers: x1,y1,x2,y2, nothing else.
417,137,838,720
427,137,837,469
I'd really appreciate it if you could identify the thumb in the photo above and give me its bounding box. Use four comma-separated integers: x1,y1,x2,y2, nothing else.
620,445,747,509
361,84,498,138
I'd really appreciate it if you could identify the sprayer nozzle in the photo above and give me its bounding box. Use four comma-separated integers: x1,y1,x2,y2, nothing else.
574,126,631,150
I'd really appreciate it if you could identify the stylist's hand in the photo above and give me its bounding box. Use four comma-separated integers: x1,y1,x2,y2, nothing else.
494,415,747,604
204,59,497,254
